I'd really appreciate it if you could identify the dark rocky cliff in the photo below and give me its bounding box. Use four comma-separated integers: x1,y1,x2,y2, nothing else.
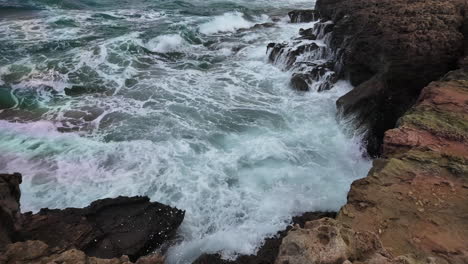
316,0,467,156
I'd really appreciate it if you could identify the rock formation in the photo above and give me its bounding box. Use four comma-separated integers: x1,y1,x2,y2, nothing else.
0,240,165,264
315,0,467,156
276,69,468,264
337,69,468,264
0,173,22,250
0,173,185,263
276,218,395,264
193,212,336,264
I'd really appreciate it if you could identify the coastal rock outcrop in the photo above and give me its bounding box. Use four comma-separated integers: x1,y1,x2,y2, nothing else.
19,196,185,261
275,218,395,264
315,0,468,156
288,10,316,23
336,69,468,264
193,212,336,264
0,173,185,262
277,69,468,264
267,13,336,93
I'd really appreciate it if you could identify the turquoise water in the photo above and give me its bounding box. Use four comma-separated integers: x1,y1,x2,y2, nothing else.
0,1,371,263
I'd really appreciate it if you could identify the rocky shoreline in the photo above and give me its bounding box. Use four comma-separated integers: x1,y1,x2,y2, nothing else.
0,173,185,264
1,0,468,263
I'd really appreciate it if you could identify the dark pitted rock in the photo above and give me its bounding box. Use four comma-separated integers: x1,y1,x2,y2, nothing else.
267,42,321,69
193,212,336,264
290,63,337,92
18,196,185,261
0,173,22,250
238,23,276,33
297,28,317,40
288,10,316,23
315,0,468,156
290,74,310,91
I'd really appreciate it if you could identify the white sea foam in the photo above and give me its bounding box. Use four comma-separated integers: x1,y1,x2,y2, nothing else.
146,34,188,53
199,12,254,35
0,1,370,263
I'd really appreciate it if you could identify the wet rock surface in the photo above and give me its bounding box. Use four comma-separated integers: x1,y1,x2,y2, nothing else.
19,196,185,261
315,0,468,156
267,13,337,93
0,173,22,250
0,173,185,263
288,10,316,23
193,212,336,264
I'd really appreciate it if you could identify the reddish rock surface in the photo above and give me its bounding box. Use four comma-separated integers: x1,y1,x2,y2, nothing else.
336,69,468,264
275,69,468,264
315,0,468,156
193,212,336,264
276,218,395,264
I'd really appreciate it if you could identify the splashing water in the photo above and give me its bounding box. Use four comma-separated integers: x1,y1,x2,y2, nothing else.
0,0,371,263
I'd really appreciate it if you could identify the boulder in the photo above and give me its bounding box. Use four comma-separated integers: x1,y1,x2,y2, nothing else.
290,74,310,91
18,196,185,261
275,218,394,264
297,28,317,40
315,0,468,156
0,173,22,250
267,42,321,69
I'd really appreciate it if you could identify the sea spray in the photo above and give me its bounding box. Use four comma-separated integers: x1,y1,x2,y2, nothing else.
0,1,371,263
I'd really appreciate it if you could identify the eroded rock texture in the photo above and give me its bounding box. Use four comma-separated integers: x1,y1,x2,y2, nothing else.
335,69,468,264
275,218,395,264
315,0,468,156
19,196,185,261
0,173,185,262
275,70,468,264
193,212,336,264
0,240,164,264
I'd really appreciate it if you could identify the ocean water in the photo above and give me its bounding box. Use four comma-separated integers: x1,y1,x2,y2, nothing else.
0,0,371,263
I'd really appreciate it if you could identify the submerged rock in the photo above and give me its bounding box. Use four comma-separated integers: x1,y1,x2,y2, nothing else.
19,196,185,261
315,0,468,156
297,28,317,40
267,42,320,69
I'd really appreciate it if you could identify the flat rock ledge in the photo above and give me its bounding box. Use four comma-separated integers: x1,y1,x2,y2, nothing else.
0,173,185,264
